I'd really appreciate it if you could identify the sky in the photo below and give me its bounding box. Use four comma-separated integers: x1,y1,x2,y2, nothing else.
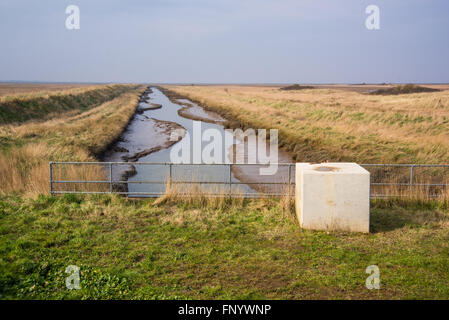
0,0,448,84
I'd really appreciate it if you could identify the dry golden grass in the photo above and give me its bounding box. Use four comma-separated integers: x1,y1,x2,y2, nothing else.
0,84,138,124
164,85,449,164
279,184,295,217
50,163,111,194
371,177,449,203
0,85,146,195
0,83,106,100
154,178,245,209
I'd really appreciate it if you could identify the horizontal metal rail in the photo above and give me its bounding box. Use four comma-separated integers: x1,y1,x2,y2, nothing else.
49,161,295,165
51,180,293,185
50,191,286,197
50,161,449,167
362,164,449,170
49,162,449,198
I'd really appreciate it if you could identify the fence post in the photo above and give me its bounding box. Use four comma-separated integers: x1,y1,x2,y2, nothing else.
168,163,172,196
288,164,292,188
49,162,53,196
109,163,113,193
409,165,414,194
229,164,232,197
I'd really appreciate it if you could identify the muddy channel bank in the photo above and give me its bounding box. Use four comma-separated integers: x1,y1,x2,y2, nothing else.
104,86,294,196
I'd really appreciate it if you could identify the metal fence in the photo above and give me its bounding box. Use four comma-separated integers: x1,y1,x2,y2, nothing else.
49,162,295,198
49,162,449,198
361,163,449,198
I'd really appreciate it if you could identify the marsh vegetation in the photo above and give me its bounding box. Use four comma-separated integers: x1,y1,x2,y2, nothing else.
1,83,449,300
164,85,449,165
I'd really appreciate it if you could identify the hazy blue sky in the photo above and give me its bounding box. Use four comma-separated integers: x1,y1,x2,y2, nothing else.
1,0,448,83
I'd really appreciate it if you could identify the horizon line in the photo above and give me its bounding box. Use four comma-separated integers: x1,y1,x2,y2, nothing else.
2,80,449,86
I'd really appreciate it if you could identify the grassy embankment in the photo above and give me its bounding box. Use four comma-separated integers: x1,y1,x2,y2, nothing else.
0,84,146,194
163,85,449,164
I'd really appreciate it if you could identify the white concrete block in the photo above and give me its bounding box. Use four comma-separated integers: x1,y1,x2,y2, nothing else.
295,163,370,233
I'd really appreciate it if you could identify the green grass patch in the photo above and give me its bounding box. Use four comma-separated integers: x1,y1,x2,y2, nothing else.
1,194,448,299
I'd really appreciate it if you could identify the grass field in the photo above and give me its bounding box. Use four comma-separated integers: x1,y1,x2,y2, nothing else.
1,194,448,299
163,85,449,164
